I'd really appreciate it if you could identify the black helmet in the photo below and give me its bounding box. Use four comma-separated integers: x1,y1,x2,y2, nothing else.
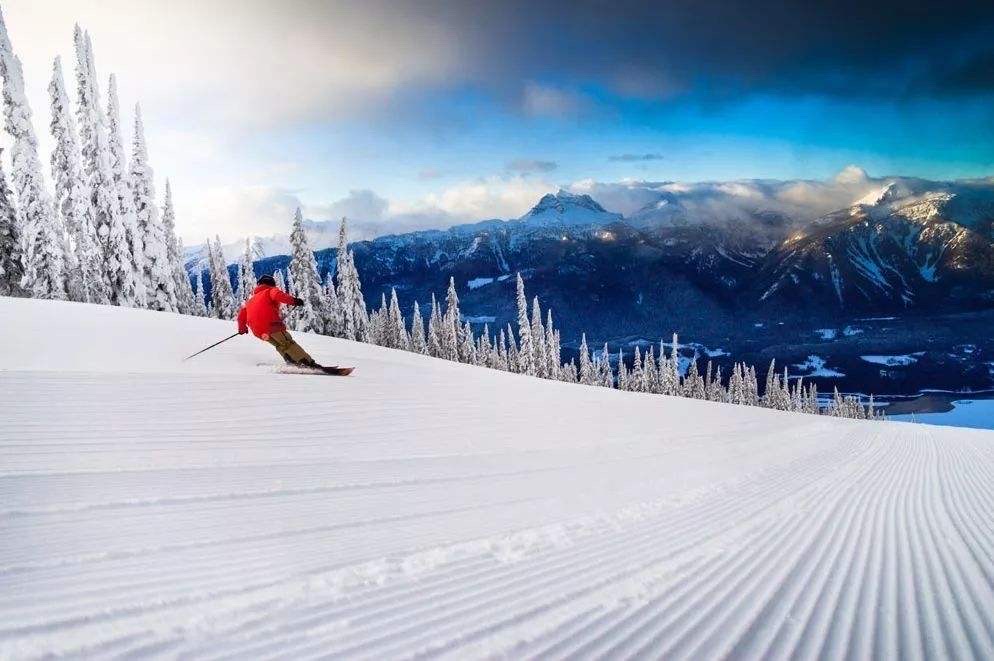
257,274,276,287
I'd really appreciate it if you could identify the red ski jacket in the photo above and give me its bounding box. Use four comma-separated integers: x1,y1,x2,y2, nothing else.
237,284,297,339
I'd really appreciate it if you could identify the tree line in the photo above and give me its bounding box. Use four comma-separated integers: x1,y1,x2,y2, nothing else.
0,10,200,313
208,209,881,421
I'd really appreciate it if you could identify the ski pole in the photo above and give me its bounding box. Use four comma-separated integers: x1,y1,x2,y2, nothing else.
183,332,241,361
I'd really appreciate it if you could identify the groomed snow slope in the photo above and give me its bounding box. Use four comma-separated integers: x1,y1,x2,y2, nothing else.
2,297,994,660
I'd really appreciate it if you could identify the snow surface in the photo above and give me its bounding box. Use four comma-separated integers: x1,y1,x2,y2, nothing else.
890,399,994,431
466,277,494,290
3,297,994,658
860,354,919,366
792,355,846,378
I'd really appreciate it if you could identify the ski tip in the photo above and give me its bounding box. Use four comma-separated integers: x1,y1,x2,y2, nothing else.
322,366,354,376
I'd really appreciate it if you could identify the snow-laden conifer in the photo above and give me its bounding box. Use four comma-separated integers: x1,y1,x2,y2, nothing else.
427,293,442,357
443,277,461,360
75,31,139,306
616,349,629,390
515,273,535,376
192,268,208,316
598,345,614,387
460,321,476,365
0,10,65,299
236,238,256,304
388,288,409,350
160,181,195,314
0,151,22,296
577,334,593,385
410,300,428,354
286,207,326,333
206,236,236,319
129,104,174,311
544,309,561,380
334,218,355,339
323,278,343,336
506,323,519,372
332,218,369,342
49,56,103,302
530,297,546,378
477,324,492,366
104,73,147,308
495,328,509,371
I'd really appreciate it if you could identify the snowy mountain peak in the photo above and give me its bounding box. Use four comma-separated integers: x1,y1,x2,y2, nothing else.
519,189,621,226
855,181,900,208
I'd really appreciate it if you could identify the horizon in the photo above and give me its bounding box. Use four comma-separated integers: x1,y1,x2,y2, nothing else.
2,0,993,244
202,167,994,253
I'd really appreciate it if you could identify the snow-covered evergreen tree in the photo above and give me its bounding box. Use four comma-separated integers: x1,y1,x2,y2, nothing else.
236,238,256,304
477,324,492,366
544,309,560,380
333,218,355,339
0,150,22,296
330,218,369,342
286,207,325,333
642,346,657,392
578,334,593,385
410,300,428,354
529,297,546,378
495,328,509,371
129,103,174,311
0,10,65,299
75,29,140,306
323,278,343,336
443,277,461,361
388,288,409,350
105,73,147,308
515,273,535,376
459,321,476,365
192,268,208,316
506,323,519,372
616,349,629,390
159,181,196,314
172,238,199,315
49,56,99,303
598,344,614,388
206,236,236,319
427,294,442,357
48,57,87,301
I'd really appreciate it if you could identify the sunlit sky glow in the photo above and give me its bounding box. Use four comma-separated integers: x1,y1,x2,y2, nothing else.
3,0,993,242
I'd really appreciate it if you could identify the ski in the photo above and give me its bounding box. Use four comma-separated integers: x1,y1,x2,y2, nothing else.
270,364,353,376
320,366,354,376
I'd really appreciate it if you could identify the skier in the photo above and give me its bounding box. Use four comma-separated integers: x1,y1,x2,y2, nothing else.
237,274,320,368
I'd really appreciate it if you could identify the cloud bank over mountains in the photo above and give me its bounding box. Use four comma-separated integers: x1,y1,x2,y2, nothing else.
221,165,966,246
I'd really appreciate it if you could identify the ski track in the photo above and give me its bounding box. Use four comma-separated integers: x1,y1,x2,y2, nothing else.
2,299,994,659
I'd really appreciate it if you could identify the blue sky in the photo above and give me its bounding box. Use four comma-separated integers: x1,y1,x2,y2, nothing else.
4,0,994,241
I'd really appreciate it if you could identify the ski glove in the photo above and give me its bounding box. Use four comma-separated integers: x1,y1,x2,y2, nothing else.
292,297,305,306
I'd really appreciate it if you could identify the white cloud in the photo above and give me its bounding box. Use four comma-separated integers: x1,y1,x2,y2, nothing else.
505,158,558,174
181,185,303,243
316,189,389,223
568,178,665,216
162,164,894,248
408,175,555,221
177,175,556,245
2,0,464,130
571,167,887,225
521,82,587,118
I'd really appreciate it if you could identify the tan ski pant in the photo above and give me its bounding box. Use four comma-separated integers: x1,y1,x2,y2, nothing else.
266,330,316,365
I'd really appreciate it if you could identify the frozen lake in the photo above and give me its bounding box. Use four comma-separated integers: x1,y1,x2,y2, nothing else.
888,396,994,430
